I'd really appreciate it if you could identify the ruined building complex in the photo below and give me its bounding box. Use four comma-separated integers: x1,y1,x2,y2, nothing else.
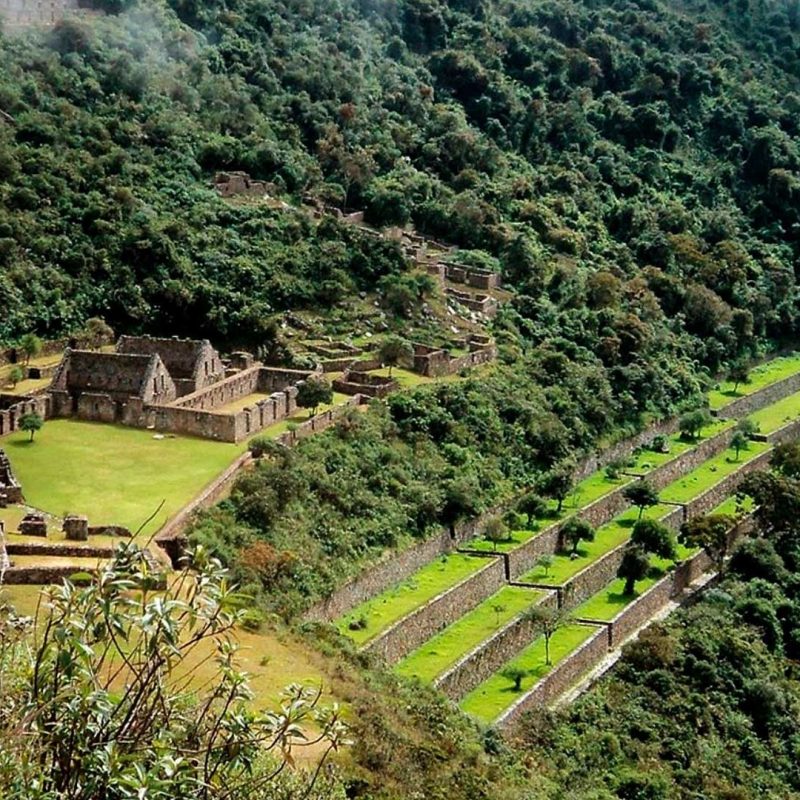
31,336,316,443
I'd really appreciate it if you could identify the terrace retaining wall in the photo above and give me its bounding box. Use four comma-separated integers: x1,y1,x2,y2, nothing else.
505,425,735,580
362,555,506,664
494,626,608,729
435,590,558,701
717,371,800,420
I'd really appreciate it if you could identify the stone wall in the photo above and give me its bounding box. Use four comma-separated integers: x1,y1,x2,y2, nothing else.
2,565,97,584
444,264,500,291
169,366,261,411
495,625,608,729
766,416,800,446
363,556,506,664
334,371,398,398
445,288,498,318
505,425,736,580
0,448,22,503
435,590,558,701
6,542,115,558
717,371,800,420
412,341,497,378
0,393,50,436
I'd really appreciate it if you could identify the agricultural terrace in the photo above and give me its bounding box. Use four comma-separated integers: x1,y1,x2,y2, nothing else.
747,388,800,435
459,624,599,721
395,585,545,683
707,351,800,410
335,553,491,645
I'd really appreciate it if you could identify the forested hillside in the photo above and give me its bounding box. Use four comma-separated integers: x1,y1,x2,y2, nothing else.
1,0,799,371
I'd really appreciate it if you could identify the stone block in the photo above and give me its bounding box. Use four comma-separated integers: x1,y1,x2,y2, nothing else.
63,514,89,541
19,513,47,537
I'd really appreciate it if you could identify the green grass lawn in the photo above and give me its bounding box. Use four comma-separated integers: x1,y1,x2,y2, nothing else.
708,352,800,410
520,504,671,585
659,440,770,504
2,420,247,537
395,585,545,683
459,623,599,722
748,389,800,435
336,553,492,645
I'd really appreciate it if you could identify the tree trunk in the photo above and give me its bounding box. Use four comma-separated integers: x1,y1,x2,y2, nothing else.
624,575,635,595
544,635,551,666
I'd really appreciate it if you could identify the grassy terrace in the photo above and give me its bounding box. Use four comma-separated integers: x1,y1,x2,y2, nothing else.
395,585,545,683
460,623,599,722
708,351,800,410
466,421,731,555
336,553,492,645
659,440,770,503
518,503,671,585
748,389,800,435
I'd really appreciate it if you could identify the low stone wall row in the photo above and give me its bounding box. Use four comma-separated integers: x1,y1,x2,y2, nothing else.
495,625,608,729
496,517,755,730
6,542,115,558
435,590,558,701
717,370,800,421
504,424,736,580
1,565,99,585
766,416,800,447
362,555,506,664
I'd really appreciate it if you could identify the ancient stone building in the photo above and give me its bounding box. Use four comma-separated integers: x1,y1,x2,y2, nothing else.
49,350,177,422
212,172,269,198
116,336,224,396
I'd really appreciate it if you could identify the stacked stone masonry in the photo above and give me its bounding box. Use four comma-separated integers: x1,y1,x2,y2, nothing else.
362,556,507,665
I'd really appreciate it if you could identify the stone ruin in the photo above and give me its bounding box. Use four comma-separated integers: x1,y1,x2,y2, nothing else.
0,0,79,26
63,514,89,541
212,171,269,198
333,369,398,399
48,335,317,443
0,449,22,506
19,513,47,537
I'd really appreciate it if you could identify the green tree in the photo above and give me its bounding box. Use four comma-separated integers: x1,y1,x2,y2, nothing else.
516,492,547,527
538,460,575,514
561,517,595,556
631,518,677,560
617,546,651,595
679,408,713,441
82,316,114,349
536,553,555,578
524,605,565,665
771,441,800,479
296,375,334,417
730,430,749,461
0,545,347,796
19,412,43,442
18,333,42,365
484,514,508,552
379,335,413,377
7,365,24,388
679,513,736,571
728,361,751,393
501,666,527,692
623,480,660,520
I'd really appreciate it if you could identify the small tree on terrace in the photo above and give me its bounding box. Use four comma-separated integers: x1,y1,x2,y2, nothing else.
679,513,736,571
440,476,480,538
561,517,595,556
631,518,677,561
730,430,749,461
623,479,659,520
538,460,575,514
536,553,555,578
679,408,713,441
20,412,43,442
617,545,651,595
19,333,42,365
516,491,547,528
524,605,566,666
727,361,751,394
379,334,413,377
296,375,333,417
501,666,527,692
484,514,508,552
8,365,24,388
